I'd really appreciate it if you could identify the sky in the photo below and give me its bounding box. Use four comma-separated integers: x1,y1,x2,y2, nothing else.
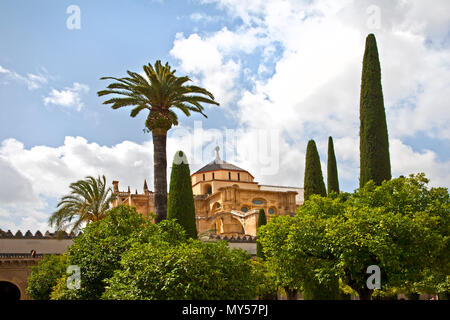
0,0,449,232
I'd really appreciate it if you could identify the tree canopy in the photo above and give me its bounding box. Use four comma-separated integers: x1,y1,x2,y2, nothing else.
103,240,258,300
27,254,67,300
259,174,448,300
32,205,260,300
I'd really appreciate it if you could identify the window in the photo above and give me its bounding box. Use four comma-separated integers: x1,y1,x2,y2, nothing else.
241,207,248,212
212,173,215,179
268,208,275,214
238,173,240,181
203,174,205,181
252,199,264,205
228,172,231,180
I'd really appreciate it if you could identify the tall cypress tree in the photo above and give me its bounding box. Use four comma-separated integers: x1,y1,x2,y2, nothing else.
167,150,197,239
256,208,267,259
327,136,340,195
359,33,391,188
304,140,326,201
303,140,340,299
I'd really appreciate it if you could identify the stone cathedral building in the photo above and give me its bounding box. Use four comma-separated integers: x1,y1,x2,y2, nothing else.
111,147,304,237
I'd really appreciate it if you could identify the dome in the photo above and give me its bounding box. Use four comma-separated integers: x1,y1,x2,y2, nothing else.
194,146,251,176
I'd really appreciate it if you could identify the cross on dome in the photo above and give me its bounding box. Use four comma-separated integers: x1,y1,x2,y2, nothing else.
214,146,221,162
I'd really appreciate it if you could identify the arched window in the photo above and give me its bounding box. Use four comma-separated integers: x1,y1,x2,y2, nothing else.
252,199,264,205
203,183,212,195
212,202,221,213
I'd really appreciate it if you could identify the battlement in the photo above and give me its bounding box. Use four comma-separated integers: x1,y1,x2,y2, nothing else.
208,233,256,243
0,229,78,239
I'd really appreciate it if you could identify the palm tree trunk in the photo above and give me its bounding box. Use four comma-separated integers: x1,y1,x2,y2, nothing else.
152,128,168,223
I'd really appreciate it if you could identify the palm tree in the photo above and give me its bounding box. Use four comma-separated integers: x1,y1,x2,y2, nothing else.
49,175,116,233
97,61,219,223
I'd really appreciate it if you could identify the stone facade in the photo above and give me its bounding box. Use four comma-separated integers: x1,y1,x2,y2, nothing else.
112,148,304,236
0,229,76,300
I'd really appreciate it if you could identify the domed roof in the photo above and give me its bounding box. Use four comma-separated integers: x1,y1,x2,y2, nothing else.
194,146,249,175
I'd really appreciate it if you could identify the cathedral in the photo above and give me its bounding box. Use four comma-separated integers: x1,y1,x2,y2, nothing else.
111,147,304,237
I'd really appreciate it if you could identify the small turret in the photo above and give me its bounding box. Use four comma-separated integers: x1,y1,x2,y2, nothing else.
112,180,119,193
144,179,149,194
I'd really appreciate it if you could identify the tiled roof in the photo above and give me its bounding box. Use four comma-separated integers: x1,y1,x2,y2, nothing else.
195,160,248,174
194,146,249,174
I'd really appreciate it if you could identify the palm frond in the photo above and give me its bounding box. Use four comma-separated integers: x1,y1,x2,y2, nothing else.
49,175,116,232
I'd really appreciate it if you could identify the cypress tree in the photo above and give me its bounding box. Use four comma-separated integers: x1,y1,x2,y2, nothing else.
359,33,391,188
303,140,341,299
327,136,340,195
304,140,326,201
167,150,197,239
256,208,267,259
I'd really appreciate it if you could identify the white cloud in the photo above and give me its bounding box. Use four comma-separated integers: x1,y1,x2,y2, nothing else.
0,136,154,233
0,64,48,90
170,32,243,108
176,0,450,191
43,82,89,111
390,139,450,188
190,12,216,23
0,65,10,74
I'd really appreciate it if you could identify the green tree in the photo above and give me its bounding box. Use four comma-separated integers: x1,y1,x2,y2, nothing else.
327,136,339,195
167,150,197,239
98,61,219,223
26,254,67,300
256,208,267,259
304,139,326,201
50,205,186,299
252,259,279,300
103,240,258,300
258,216,304,300
360,33,391,187
49,175,116,233
260,174,447,300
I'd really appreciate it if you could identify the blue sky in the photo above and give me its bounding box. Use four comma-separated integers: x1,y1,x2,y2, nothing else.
0,0,232,147
1,0,449,232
